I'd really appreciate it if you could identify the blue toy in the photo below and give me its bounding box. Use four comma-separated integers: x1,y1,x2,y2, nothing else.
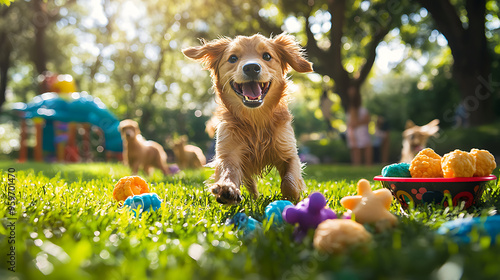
124,193,162,216
382,163,411,177
283,192,337,242
264,200,293,225
226,213,262,237
437,216,500,244
12,92,123,152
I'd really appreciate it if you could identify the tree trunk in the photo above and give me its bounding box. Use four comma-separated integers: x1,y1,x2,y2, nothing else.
304,0,389,114
0,47,11,112
0,6,12,112
452,0,493,125
418,0,493,126
32,0,49,74
127,72,137,118
0,36,12,113
88,0,115,94
453,55,493,126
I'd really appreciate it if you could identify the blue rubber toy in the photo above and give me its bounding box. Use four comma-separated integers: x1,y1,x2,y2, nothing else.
226,213,262,237
265,200,293,225
437,216,500,244
124,193,162,215
382,163,411,177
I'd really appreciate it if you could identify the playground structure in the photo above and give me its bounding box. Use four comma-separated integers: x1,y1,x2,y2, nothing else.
12,74,123,162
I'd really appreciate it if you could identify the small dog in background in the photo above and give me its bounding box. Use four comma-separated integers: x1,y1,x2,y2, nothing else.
183,33,313,204
172,136,207,169
401,119,440,163
119,119,170,175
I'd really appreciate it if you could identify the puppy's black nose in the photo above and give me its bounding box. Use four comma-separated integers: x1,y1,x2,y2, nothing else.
243,63,261,79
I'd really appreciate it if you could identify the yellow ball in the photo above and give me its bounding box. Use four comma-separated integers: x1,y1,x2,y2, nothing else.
51,75,77,93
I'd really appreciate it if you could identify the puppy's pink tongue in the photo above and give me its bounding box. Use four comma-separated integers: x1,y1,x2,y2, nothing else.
241,82,262,100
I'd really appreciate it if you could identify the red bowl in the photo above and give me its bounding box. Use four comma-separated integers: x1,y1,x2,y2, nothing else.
374,175,497,209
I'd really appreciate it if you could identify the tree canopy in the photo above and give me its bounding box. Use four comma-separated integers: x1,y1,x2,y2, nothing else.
1,0,499,147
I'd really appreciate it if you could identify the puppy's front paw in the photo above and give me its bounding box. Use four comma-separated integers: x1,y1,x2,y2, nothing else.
210,182,242,205
281,173,305,202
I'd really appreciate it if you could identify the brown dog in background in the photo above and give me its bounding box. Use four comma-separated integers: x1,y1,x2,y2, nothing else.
119,119,170,176
183,33,313,204
172,136,207,169
401,119,440,163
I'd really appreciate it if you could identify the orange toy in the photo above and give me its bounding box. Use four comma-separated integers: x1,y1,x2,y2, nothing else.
409,148,443,178
113,176,150,201
441,149,476,178
340,179,397,231
313,219,372,254
470,149,496,177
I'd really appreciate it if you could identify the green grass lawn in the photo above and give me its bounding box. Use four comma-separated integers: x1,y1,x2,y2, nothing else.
1,160,500,280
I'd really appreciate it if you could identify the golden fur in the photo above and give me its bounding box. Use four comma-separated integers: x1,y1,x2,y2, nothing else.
172,136,207,169
183,33,313,204
401,119,440,163
119,119,170,175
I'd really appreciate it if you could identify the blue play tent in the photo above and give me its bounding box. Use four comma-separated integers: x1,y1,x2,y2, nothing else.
12,91,123,152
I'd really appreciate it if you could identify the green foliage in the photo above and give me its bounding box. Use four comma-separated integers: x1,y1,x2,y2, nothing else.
2,0,500,164
431,122,500,157
301,137,351,163
0,122,19,156
0,0,12,7
1,161,500,279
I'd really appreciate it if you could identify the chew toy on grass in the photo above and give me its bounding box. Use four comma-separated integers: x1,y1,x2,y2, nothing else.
265,200,293,225
283,192,337,242
313,219,372,254
226,213,262,237
437,216,500,245
113,176,150,201
227,201,292,237
340,179,397,232
124,193,162,215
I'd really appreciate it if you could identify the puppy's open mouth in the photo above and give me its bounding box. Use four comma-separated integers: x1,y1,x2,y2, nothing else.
230,81,271,108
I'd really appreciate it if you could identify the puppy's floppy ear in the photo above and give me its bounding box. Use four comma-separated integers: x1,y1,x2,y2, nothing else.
425,119,440,128
422,119,440,136
182,37,232,69
405,120,415,130
118,120,129,132
132,121,141,135
272,33,313,74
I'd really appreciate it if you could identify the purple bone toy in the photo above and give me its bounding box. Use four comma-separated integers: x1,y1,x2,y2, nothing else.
283,192,337,241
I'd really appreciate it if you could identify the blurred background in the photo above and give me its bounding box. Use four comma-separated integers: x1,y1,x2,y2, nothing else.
1,0,499,164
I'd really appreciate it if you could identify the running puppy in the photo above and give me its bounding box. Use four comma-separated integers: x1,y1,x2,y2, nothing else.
172,136,207,169
183,33,313,204
119,119,170,176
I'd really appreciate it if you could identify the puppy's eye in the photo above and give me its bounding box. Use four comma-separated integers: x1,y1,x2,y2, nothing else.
262,52,272,61
228,55,238,63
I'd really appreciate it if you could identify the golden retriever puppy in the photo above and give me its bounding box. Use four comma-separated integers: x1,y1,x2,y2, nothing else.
119,119,170,176
183,33,313,204
401,119,440,163
172,136,207,169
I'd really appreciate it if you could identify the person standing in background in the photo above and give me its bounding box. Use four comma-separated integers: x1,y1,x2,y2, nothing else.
346,87,372,166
